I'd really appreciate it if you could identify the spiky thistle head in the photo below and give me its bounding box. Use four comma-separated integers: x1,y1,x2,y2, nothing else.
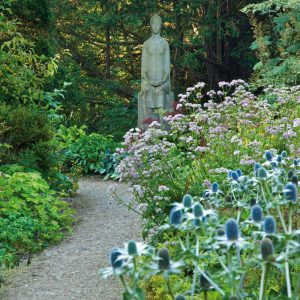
158,248,170,270
277,155,282,163
281,150,287,158
265,150,273,161
110,248,123,269
193,203,203,218
250,198,257,206
257,167,268,179
127,240,138,256
260,238,274,261
225,194,232,203
231,171,239,181
251,204,263,223
211,182,219,193
182,194,193,208
254,163,261,171
236,169,242,177
263,216,276,234
284,183,297,202
175,295,187,300
225,218,239,241
291,175,298,186
170,207,182,225
288,170,294,180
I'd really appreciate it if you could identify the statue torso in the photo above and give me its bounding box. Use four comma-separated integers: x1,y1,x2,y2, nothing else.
143,36,168,82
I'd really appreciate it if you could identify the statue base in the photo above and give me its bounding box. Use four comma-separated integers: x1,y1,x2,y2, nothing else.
138,91,174,129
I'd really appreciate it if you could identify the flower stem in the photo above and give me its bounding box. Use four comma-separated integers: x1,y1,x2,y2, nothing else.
164,274,175,300
259,264,269,300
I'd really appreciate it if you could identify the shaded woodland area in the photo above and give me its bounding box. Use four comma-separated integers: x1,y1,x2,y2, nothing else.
10,0,258,135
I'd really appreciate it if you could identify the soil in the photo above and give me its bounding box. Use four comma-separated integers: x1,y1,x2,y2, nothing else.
0,178,142,300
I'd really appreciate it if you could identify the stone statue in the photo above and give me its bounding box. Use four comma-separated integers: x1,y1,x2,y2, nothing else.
138,14,174,128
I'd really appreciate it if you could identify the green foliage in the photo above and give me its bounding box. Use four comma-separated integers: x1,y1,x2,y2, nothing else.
243,0,300,86
0,171,74,268
57,125,122,179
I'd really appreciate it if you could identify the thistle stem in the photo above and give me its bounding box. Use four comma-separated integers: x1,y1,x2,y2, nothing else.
285,247,292,298
259,264,269,300
164,274,175,300
204,290,208,300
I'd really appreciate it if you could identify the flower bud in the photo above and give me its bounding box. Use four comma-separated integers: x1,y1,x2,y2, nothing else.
182,194,193,208
251,204,263,223
257,167,268,179
250,198,256,206
236,169,242,177
127,240,138,256
254,163,261,171
211,182,219,193
263,216,276,234
277,155,282,163
193,203,203,218
281,150,287,158
170,207,182,225
175,295,187,300
110,248,123,269
293,158,299,166
231,171,239,181
225,218,239,241
284,183,297,202
265,150,273,161
216,228,225,236
287,170,294,180
260,238,274,260
291,175,298,186
158,248,170,270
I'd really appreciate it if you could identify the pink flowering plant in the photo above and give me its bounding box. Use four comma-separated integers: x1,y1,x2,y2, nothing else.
116,81,300,236
101,150,300,299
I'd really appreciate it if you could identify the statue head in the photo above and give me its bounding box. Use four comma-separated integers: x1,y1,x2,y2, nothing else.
150,14,162,34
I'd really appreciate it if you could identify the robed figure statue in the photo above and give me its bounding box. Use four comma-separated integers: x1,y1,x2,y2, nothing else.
138,14,174,128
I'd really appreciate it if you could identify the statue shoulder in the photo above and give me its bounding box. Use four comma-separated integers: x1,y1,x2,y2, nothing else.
162,38,169,46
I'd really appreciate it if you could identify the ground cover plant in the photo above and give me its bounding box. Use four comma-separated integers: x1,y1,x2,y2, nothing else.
116,81,300,237
101,150,300,299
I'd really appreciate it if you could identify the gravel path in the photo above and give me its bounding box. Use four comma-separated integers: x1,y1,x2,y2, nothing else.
0,178,142,300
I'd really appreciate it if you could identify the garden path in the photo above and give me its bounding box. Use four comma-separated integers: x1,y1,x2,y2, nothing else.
0,178,141,300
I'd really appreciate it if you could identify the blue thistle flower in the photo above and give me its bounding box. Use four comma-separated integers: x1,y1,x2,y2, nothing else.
175,295,187,300
265,150,273,161
127,240,138,256
257,167,268,179
170,207,182,225
251,204,263,223
193,203,203,218
288,170,294,180
263,216,276,234
254,163,261,171
158,248,170,270
260,238,274,261
225,194,232,203
284,183,297,202
236,169,242,177
225,218,239,241
293,158,299,166
291,175,298,186
211,182,219,192
182,194,193,208
228,170,233,178
231,171,239,181
277,155,282,163
194,218,201,227
250,198,256,206
110,248,123,269
271,161,278,169
281,150,287,158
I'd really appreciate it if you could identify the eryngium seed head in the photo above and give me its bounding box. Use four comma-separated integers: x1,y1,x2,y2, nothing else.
261,238,274,260
281,150,287,158
265,150,273,161
236,169,242,177
158,248,170,270
127,240,138,256
110,248,122,269
211,182,219,193
225,195,232,203
251,204,263,223
257,167,268,179
193,203,203,218
284,183,297,202
263,216,276,234
250,198,257,206
231,171,239,181
182,194,193,208
225,218,239,241
200,273,210,290
291,175,298,186
175,295,187,300
170,207,182,225
288,170,294,180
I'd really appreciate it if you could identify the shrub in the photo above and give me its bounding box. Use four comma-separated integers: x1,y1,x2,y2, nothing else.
0,171,74,268
116,81,300,237
101,150,300,299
